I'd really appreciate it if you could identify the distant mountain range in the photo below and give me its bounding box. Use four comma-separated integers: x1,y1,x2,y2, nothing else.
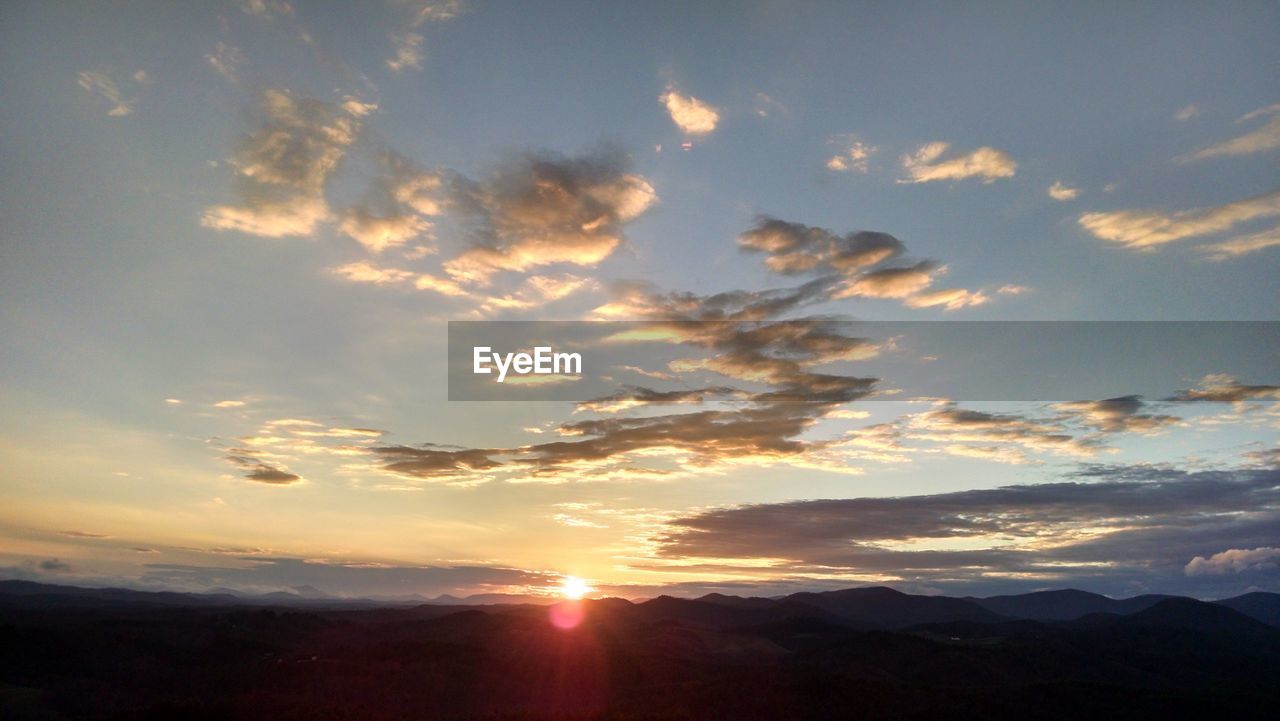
3,578,1277,629
3,579,1279,719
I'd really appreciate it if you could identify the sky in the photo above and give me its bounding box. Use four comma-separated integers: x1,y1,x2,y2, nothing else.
1,0,1278,601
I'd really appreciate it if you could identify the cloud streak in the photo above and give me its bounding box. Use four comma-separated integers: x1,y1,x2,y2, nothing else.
202,89,372,238
900,142,1016,184
1078,189,1280,251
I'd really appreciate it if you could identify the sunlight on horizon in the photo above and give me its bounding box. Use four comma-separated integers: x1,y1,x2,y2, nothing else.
559,576,592,600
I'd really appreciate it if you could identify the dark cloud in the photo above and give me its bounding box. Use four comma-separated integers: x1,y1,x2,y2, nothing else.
224,448,302,485
737,218,903,275
1054,395,1180,433
733,217,985,310
575,386,746,414
654,466,1280,595
906,404,1099,460
139,557,554,598
374,315,883,482
443,149,656,283
1167,373,1280,402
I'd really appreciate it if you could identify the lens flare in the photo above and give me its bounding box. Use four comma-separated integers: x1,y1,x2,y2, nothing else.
549,599,585,629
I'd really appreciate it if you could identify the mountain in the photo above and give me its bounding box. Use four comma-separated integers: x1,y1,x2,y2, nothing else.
971,588,1171,620
696,592,779,610
0,579,387,610
1073,597,1274,634
0,579,242,608
783,586,1006,628
1215,591,1280,627
4,582,1277,720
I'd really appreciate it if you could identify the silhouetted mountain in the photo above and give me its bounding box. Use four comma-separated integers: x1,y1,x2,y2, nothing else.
1121,597,1274,633
1215,591,1280,627
0,579,390,610
784,586,1006,628
697,591,780,610
1072,597,1273,634
420,591,552,605
0,579,242,609
2,579,1278,720
972,588,1171,620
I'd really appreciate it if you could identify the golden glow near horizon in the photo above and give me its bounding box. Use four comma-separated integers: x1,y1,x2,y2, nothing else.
560,576,591,600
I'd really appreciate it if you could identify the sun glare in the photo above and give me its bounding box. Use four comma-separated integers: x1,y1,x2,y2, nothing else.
559,576,591,600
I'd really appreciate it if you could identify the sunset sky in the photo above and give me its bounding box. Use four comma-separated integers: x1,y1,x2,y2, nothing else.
2,0,1278,601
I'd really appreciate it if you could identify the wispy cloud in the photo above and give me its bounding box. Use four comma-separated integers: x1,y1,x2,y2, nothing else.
1183,104,1280,161
1048,180,1080,201
206,42,245,84
1197,223,1280,261
385,1,466,72
1078,189,1280,251
900,141,1016,184
387,32,425,72
76,70,140,116
201,89,371,238
825,136,876,172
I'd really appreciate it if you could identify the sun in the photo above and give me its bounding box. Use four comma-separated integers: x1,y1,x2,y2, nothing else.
559,576,591,600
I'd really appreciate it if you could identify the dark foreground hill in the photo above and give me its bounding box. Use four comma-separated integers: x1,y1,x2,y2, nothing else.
2,581,1279,720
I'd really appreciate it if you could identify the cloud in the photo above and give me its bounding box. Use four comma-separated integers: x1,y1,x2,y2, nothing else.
902,288,988,311
660,86,720,135
1183,105,1280,161
574,386,745,414
899,141,1016,184
206,42,245,84
834,261,940,299
240,0,295,19
1174,104,1199,121
738,218,904,276
654,466,1280,592
371,313,884,483
339,209,432,253
1054,396,1179,434
331,260,416,285
385,2,466,72
217,416,391,485
383,153,447,216
403,0,465,27
443,150,656,283
906,404,1099,459
1186,547,1280,575
138,555,553,598
387,32,425,72
60,530,111,539
76,71,136,116
224,449,302,485
1167,373,1280,402
1198,222,1280,260
1078,188,1280,250
997,284,1029,295
1048,181,1080,201
202,89,369,238
825,138,876,173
